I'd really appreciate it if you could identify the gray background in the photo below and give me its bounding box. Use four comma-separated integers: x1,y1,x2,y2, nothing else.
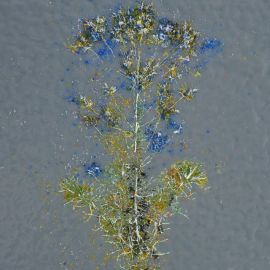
0,0,269,269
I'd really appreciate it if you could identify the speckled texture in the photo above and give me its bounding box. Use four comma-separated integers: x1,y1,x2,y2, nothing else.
1,1,270,269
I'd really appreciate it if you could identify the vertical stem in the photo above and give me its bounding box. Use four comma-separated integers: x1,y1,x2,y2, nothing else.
134,41,142,154
134,167,142,243
134,92,140,153
133,42,143,251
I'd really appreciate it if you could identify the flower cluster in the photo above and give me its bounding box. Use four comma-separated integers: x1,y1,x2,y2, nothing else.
69,2,200,55
111,2,156,43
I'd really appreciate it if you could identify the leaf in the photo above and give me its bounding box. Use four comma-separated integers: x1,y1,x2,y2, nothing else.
161,160,208,198
59,177,96,218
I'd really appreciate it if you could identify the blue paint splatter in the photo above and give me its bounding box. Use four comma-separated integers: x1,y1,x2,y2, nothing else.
145,126,169,152
145,126,154,140
96,38,117,58
74,47,85,55
149,132,169,152
193,38,223,72
64,89,79,105
91,32,102,42
72,120,79,127
118,80,127,90
179,142,185,152
84,162,102,177
106,38,117,49
144,98,157,109
97,48,109,57
200,39,222,54
167,118,183,134
195,59,209,71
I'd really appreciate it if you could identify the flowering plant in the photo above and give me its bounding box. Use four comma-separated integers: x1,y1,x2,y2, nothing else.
58,2,219,269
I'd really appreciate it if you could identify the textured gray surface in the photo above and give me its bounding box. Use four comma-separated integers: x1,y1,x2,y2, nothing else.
1,0,270,269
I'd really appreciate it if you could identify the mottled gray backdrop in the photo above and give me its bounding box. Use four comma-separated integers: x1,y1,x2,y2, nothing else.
0,0,269,269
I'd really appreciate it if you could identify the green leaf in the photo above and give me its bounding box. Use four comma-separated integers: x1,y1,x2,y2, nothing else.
59,177,96,215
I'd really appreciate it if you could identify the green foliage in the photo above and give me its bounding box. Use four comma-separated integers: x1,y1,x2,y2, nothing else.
179,83,198,101
160,160,208,206
157,81,177,119
59,177,96,221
